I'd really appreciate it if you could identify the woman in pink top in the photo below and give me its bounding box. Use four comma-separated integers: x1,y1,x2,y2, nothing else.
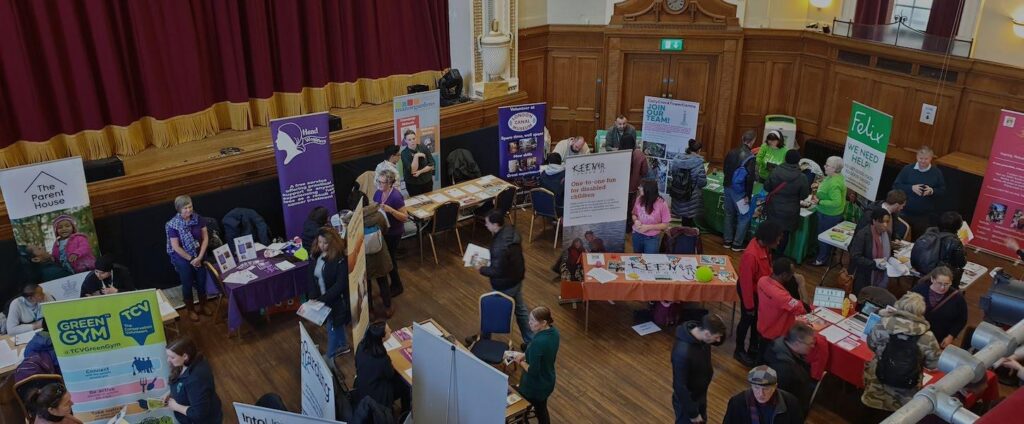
631,179,671,253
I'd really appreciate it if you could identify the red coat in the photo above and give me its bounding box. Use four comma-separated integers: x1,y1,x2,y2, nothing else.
757,276,806,340
738,239,772,310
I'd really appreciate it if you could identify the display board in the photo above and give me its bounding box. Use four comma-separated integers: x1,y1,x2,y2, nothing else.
498,103,546,186
969,109,1024,258
841,102,891,200
562,151,632,253
0,157,100,279
299,323,336,419
271,112,337,239
641,96,699,158
41,290,173,423
234,403,341,424
394,90,442,190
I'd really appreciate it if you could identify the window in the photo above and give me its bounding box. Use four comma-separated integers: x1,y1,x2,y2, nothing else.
893,0,932,31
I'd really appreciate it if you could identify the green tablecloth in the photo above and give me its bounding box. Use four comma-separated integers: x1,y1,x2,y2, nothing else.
696,172,817,263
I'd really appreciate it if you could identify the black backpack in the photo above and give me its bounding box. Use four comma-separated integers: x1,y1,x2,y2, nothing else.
668,166,694,201
876,332,922,389
910,229,955,275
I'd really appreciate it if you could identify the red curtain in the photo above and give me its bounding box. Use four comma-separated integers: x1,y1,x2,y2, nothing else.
854,0,894,25
0,0,450,149
925,0,965,36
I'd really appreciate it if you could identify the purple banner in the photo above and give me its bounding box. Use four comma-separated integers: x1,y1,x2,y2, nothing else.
498,103,546,186
271,112,336,238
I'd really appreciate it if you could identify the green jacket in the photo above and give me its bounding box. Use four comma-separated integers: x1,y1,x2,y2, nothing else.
756,145,788,180
519,326,560,400
816,174,847,216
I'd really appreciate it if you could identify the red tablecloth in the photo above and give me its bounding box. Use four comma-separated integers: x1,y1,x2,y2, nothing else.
581,253,739,302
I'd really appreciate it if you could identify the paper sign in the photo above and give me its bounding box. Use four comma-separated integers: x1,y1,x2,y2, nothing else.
820,325,851,344
213,244,236,273
632,321,662,336
463,243,491,268
234,235,257,262
587,267,618,284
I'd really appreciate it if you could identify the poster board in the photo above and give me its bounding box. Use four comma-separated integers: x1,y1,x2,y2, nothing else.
969,109,1024,258
394,90,442,190
41,290,174,423
498,103,547,186
234,403,341,424
841,102,892,200
561,151,632,253
39,271,90,301
299,323,336,419
271,112,337,239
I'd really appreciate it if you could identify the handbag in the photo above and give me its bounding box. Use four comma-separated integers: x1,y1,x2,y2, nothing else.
364,226,385,255
833,269,855,294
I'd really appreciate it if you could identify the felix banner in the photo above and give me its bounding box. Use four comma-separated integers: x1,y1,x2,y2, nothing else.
969,110,1024,258
842,102,892,200
0,157,100,281
300,323,336,419
498,103,546,185
41,290,174,424
272,112,337,239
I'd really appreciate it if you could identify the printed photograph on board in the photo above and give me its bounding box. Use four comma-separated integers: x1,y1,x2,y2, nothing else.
562,220,627,254
13,207,100,282
988,202,1007,224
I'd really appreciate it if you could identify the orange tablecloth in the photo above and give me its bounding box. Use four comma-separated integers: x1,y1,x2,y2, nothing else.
581,254,739,302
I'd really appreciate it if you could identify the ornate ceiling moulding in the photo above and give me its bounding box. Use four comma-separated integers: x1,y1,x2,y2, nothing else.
610,0,740,30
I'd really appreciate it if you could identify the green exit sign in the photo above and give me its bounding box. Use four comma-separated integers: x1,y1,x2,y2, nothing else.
660,38,684,51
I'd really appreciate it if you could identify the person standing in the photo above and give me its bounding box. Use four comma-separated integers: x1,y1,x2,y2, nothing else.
911,266,967,348
374,169,407,297
165,195,210,322
912,211,968,282
476,210,534,344
163,337,223,424
763,323,816,410
79,255,135,297
401,130,435,197
849,207,892,293
510,307,560,424
893,146,946,239
810,157,848,266
632,180,671,254
723,130,758,251
757,257,807,342
764,150,810,254
671,314,727,424
735,222,783,366
308,227,353,362
724,366,805,424
669,139,708,227
604,114,637,152
755,130,789,182
857,190,908,240
621,134,650,229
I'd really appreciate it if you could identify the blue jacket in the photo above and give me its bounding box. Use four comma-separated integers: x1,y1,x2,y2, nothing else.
223,208,271,246
538,169,565,214
24,331,60,373
170,357,223,424
892,164,946,216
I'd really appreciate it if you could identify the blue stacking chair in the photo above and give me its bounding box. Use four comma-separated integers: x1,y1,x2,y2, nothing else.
469,291,516,365
529,188,562,249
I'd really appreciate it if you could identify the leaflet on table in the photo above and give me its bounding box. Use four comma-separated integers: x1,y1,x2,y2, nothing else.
234,234,258,262
275,260,296,271
266,242,287,251
479,175,496,183
446,188,467,198
836,336,861,351
406,195,428,207
412,209,432,219
463,243,491,267
585,253,605,266
297,300,331,326
223,269,258,284
586,267,618,284
507,392,522,406
834,317,867,338
428,193,449,203
384,337,402,351
812,307,845,324
960,262,987,289
14,328,42,345
632,321,662,336
820,325,851,344
699,255,727,265
156,290,176,318
462,184,482,194
801,314,831,332
421,322,444,337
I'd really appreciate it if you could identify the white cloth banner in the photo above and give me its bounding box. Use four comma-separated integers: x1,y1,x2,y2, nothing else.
299,323,336,420
563,151,633,227
641,96,700,157
0,157,90,219
234,403,341,424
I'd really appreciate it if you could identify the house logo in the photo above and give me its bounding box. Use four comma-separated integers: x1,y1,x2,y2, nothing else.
274,122,328,165
24,171,69,210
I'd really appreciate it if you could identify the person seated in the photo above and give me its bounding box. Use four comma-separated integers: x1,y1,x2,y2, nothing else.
857,189,908,240
913,211,968,282
376,145,401,180
724,366,805,424
79,255,135,297
25,383,84,424
604,114,637,152
763,323,816,410
163,337,224,423
552,136,590,160
7,284,55,336
19,245,72,283
538,152,565,216
301,206,330,251
23,320,60,373
849,207,892,294
353,322,411,415
911,266,967,349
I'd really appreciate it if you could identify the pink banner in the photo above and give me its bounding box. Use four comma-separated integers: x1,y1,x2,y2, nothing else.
969,110,1024,257
71,378,166,403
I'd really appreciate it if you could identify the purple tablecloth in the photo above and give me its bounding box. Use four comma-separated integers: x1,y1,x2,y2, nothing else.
207,254,309,332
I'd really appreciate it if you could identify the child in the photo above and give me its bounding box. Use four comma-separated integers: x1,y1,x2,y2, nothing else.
50,215,96,273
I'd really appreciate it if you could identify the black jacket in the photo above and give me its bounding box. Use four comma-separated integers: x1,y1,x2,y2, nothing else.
308,253,352,326
170,357,223,424
301,219,324,250
671,321,714,420
354,348,399,408
856,202,906,240
764,163,810,231
911,281,968,342
848,225,885,294
479,225,526,291
724,389,804,424
915,228,968,280
724,144,755,197
223,207,271,246
763,338,813,409
539,170,565,213
79,265,136,297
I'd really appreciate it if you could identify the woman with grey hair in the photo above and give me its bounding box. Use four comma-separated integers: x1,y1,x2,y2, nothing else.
810,156,848,266
373,169,408,297
165,195,210,322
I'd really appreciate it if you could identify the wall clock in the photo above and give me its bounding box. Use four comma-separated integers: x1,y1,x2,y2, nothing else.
665,0,687,13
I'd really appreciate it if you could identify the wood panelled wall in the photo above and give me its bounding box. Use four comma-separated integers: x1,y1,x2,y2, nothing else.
519,26,1024,175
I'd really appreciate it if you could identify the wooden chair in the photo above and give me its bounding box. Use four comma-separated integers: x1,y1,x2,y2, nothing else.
13,374,63,420
204,261,229,324
529,188,562,248
424,201,463,264
474,186,517,234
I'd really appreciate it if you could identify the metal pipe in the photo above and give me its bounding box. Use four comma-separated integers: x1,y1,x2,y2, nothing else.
881,320,1024,424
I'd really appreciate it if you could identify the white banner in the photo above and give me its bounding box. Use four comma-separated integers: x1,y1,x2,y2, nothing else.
0,157,90,219
234,403,341,424
394,90,442,190
641,96,700,158
299,323,335,420
564,151,632,227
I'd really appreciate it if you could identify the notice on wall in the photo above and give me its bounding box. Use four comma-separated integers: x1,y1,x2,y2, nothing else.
394,90,442,190
0,157,100,279
299,323,335,419
562,151,632,253
272,112,337,239
347,201,369,349
841,102,892,200
498,103,547,186
641,96,699,158
41,290,174,423
969,109,1024,258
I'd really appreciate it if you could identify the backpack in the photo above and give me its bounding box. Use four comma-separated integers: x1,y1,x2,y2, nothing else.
910,229,955,275
730,155,756,196
876,332,923,389
668,166,694,201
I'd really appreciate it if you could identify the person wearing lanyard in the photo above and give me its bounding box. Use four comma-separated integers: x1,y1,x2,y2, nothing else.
6,284,54,336
163,337,223,423
80,255,135,297
510,306,560,424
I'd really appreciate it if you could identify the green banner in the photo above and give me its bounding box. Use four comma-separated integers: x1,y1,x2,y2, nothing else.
44,290,165,357
842,102,893,200
847,102,892,153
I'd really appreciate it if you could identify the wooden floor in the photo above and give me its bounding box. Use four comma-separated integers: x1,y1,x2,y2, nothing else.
181,209,1019,423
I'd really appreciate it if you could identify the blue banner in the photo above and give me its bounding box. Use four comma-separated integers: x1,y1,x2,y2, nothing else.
271,112,337,239
498,103,546,186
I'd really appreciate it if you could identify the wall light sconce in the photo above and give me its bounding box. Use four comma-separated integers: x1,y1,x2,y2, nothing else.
1013,17,1024,39
810,0,832,9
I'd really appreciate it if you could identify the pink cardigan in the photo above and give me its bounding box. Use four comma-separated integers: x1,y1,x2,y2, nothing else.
632,197,671,236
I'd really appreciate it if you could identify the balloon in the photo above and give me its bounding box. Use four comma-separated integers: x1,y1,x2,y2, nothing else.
695,266,714,283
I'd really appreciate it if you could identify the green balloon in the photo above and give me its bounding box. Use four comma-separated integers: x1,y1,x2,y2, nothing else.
695,266,714,283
